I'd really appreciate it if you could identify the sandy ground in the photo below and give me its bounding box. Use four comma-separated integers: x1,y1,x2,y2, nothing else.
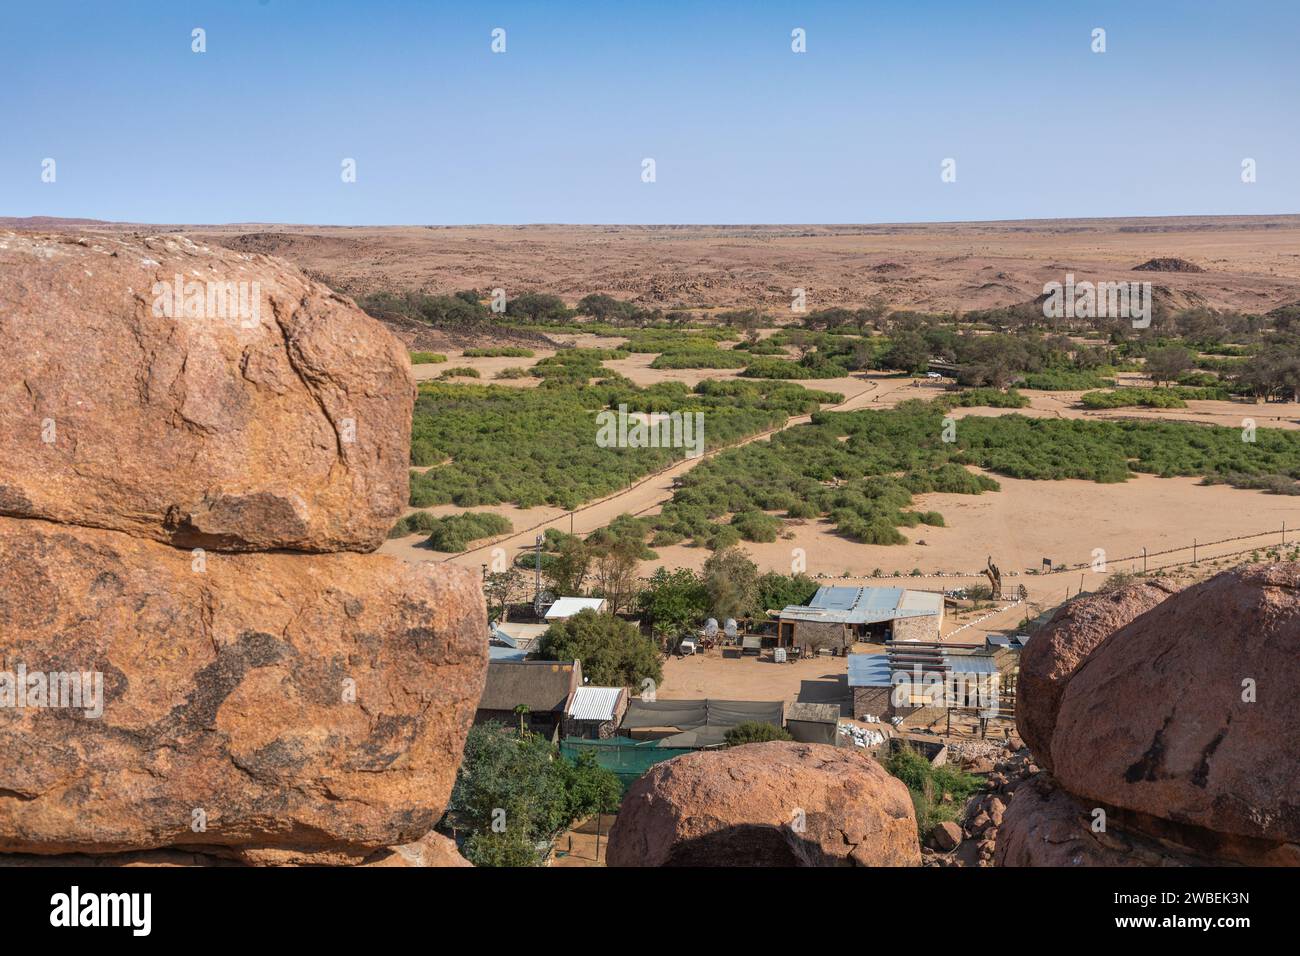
549,814,617,867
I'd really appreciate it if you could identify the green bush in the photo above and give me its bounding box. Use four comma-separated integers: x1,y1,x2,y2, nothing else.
650,350,749,369
439,366,482,379
410,351,448,364
741,356,847,379
883,744,981,834
464,346,535,358
943,388,1030,409
408,378,836,510
1019,370,1114,391
1079,387,1187,409
731,510,782,543
421,512,513,551
724,721,793,746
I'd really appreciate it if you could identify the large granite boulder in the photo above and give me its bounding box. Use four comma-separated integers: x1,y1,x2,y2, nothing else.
1050,564,1300,858
606,742,920,867
0,517,486,859
0,231,413,553
1017,581,1175,770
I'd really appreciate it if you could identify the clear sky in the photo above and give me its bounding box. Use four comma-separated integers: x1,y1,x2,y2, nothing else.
2,0,1297,225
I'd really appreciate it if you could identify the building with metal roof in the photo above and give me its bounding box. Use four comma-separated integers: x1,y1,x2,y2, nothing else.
777,586,944,648
563,685,630,740
568,686,626,722
544,596,607,620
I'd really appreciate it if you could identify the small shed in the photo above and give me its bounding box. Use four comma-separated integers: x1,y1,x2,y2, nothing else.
563,686,629,740
785,702,840,745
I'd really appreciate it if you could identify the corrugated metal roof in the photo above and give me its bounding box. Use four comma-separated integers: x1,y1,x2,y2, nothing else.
780,586,942,624
942,655,999,675
847,653,893,688
567,686,624,722
545,597,607,620
489,645,528,662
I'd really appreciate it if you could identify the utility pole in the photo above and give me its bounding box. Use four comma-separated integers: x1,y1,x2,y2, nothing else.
534,534,544,612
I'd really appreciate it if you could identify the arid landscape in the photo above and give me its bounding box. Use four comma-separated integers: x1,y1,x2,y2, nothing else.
10,214,1300,316
4,214,1299,883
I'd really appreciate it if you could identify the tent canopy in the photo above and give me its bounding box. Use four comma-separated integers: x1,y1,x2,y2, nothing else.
620,698,783,743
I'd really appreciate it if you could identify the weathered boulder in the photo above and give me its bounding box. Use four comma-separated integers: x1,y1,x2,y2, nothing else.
0,517,486,857
1017,581,1174,770
996,773,1218,867
606,742,919,867
928,821,962,851
0,231,413,553
1051,564,1300,854
362,831,472,868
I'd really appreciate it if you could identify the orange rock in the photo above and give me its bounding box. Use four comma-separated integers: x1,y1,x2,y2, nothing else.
1016,581,1174,770
607,742,920,867
0,232,413,553
1052,564,1300,850
0,517,486,857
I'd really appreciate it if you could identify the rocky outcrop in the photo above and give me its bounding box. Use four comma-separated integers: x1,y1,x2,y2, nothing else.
1132,257,1205,273
1016,581,1175,770
1051,565,1300,857
1002,565,1300,866
0,516,485,858
0,233,484,866
606,742,920,867
995,773,1208,867
0,232,413,553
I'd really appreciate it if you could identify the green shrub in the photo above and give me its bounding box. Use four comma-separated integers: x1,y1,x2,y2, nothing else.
1019,370,1114,391
1079,387,1187,409
731,510,782,543
439,366,482,379
410,351,448,364
463,346,535,358
724,722,793,746
422,512,513,551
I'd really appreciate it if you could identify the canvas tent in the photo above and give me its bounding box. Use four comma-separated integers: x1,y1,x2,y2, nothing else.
620,698,784,748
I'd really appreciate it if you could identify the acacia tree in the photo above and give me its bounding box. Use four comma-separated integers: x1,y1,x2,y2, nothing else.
545,535,591,596
484,568,524,622
701,546,760,621
588,539,641,614
637,567,709,646
537,609,662,687
1145,346,1194,386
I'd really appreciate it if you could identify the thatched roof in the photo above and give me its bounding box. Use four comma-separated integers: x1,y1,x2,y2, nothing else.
478,660,580,713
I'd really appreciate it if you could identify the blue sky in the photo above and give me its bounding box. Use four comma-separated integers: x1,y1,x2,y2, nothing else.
2,1,1297,224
